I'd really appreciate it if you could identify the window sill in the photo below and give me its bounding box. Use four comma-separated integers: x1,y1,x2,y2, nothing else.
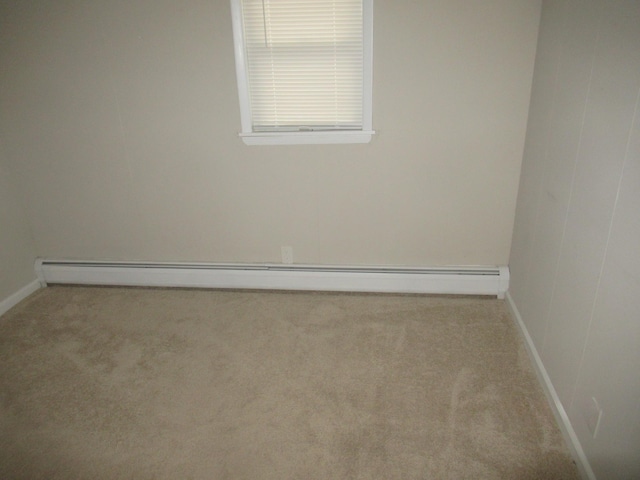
239,130,375,146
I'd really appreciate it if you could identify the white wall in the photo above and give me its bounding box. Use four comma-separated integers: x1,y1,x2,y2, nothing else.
0,0,540,267
0,143,37,301
509,1,640,478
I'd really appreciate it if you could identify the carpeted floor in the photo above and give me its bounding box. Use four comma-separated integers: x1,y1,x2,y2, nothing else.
0,286,580,479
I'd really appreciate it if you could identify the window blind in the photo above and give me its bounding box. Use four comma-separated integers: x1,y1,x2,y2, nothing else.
240,0,364,131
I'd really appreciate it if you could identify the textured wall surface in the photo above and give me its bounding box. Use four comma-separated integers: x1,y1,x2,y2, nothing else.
509,1,640,477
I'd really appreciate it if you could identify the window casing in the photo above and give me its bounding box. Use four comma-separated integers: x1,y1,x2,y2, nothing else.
230,0,374,145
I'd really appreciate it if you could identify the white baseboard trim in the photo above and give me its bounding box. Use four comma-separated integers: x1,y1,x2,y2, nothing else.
505,292,595,480
35,259,509,297
0,279,41,318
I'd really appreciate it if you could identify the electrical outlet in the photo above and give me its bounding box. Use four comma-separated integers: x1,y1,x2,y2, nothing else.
281,246,293,264
584,397,603,439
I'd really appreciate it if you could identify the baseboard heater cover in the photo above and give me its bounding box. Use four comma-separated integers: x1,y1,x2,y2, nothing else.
35,259,510,298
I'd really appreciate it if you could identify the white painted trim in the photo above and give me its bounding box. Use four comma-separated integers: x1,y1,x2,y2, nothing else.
505,292,595,480
362,0,374,133
0,279,41,318
230,0,252,134
36,260,509,297
240,130,375,145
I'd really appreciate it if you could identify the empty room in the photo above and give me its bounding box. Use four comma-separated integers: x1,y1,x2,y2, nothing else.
0,1,638,478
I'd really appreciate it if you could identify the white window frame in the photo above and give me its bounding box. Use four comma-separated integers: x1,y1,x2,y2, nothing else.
230,0,374,145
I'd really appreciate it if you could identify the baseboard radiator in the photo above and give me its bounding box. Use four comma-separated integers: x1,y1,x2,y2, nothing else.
35,259,510,298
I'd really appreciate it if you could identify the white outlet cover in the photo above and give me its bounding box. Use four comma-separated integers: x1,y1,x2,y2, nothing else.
281,246,293,264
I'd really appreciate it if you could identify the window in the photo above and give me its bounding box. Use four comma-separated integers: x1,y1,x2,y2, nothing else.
230,0,374,145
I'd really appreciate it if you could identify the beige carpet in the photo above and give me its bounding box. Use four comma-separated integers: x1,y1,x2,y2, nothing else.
0,286,579,479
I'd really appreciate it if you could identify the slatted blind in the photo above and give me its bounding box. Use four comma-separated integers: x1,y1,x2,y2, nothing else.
240,0,364,131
